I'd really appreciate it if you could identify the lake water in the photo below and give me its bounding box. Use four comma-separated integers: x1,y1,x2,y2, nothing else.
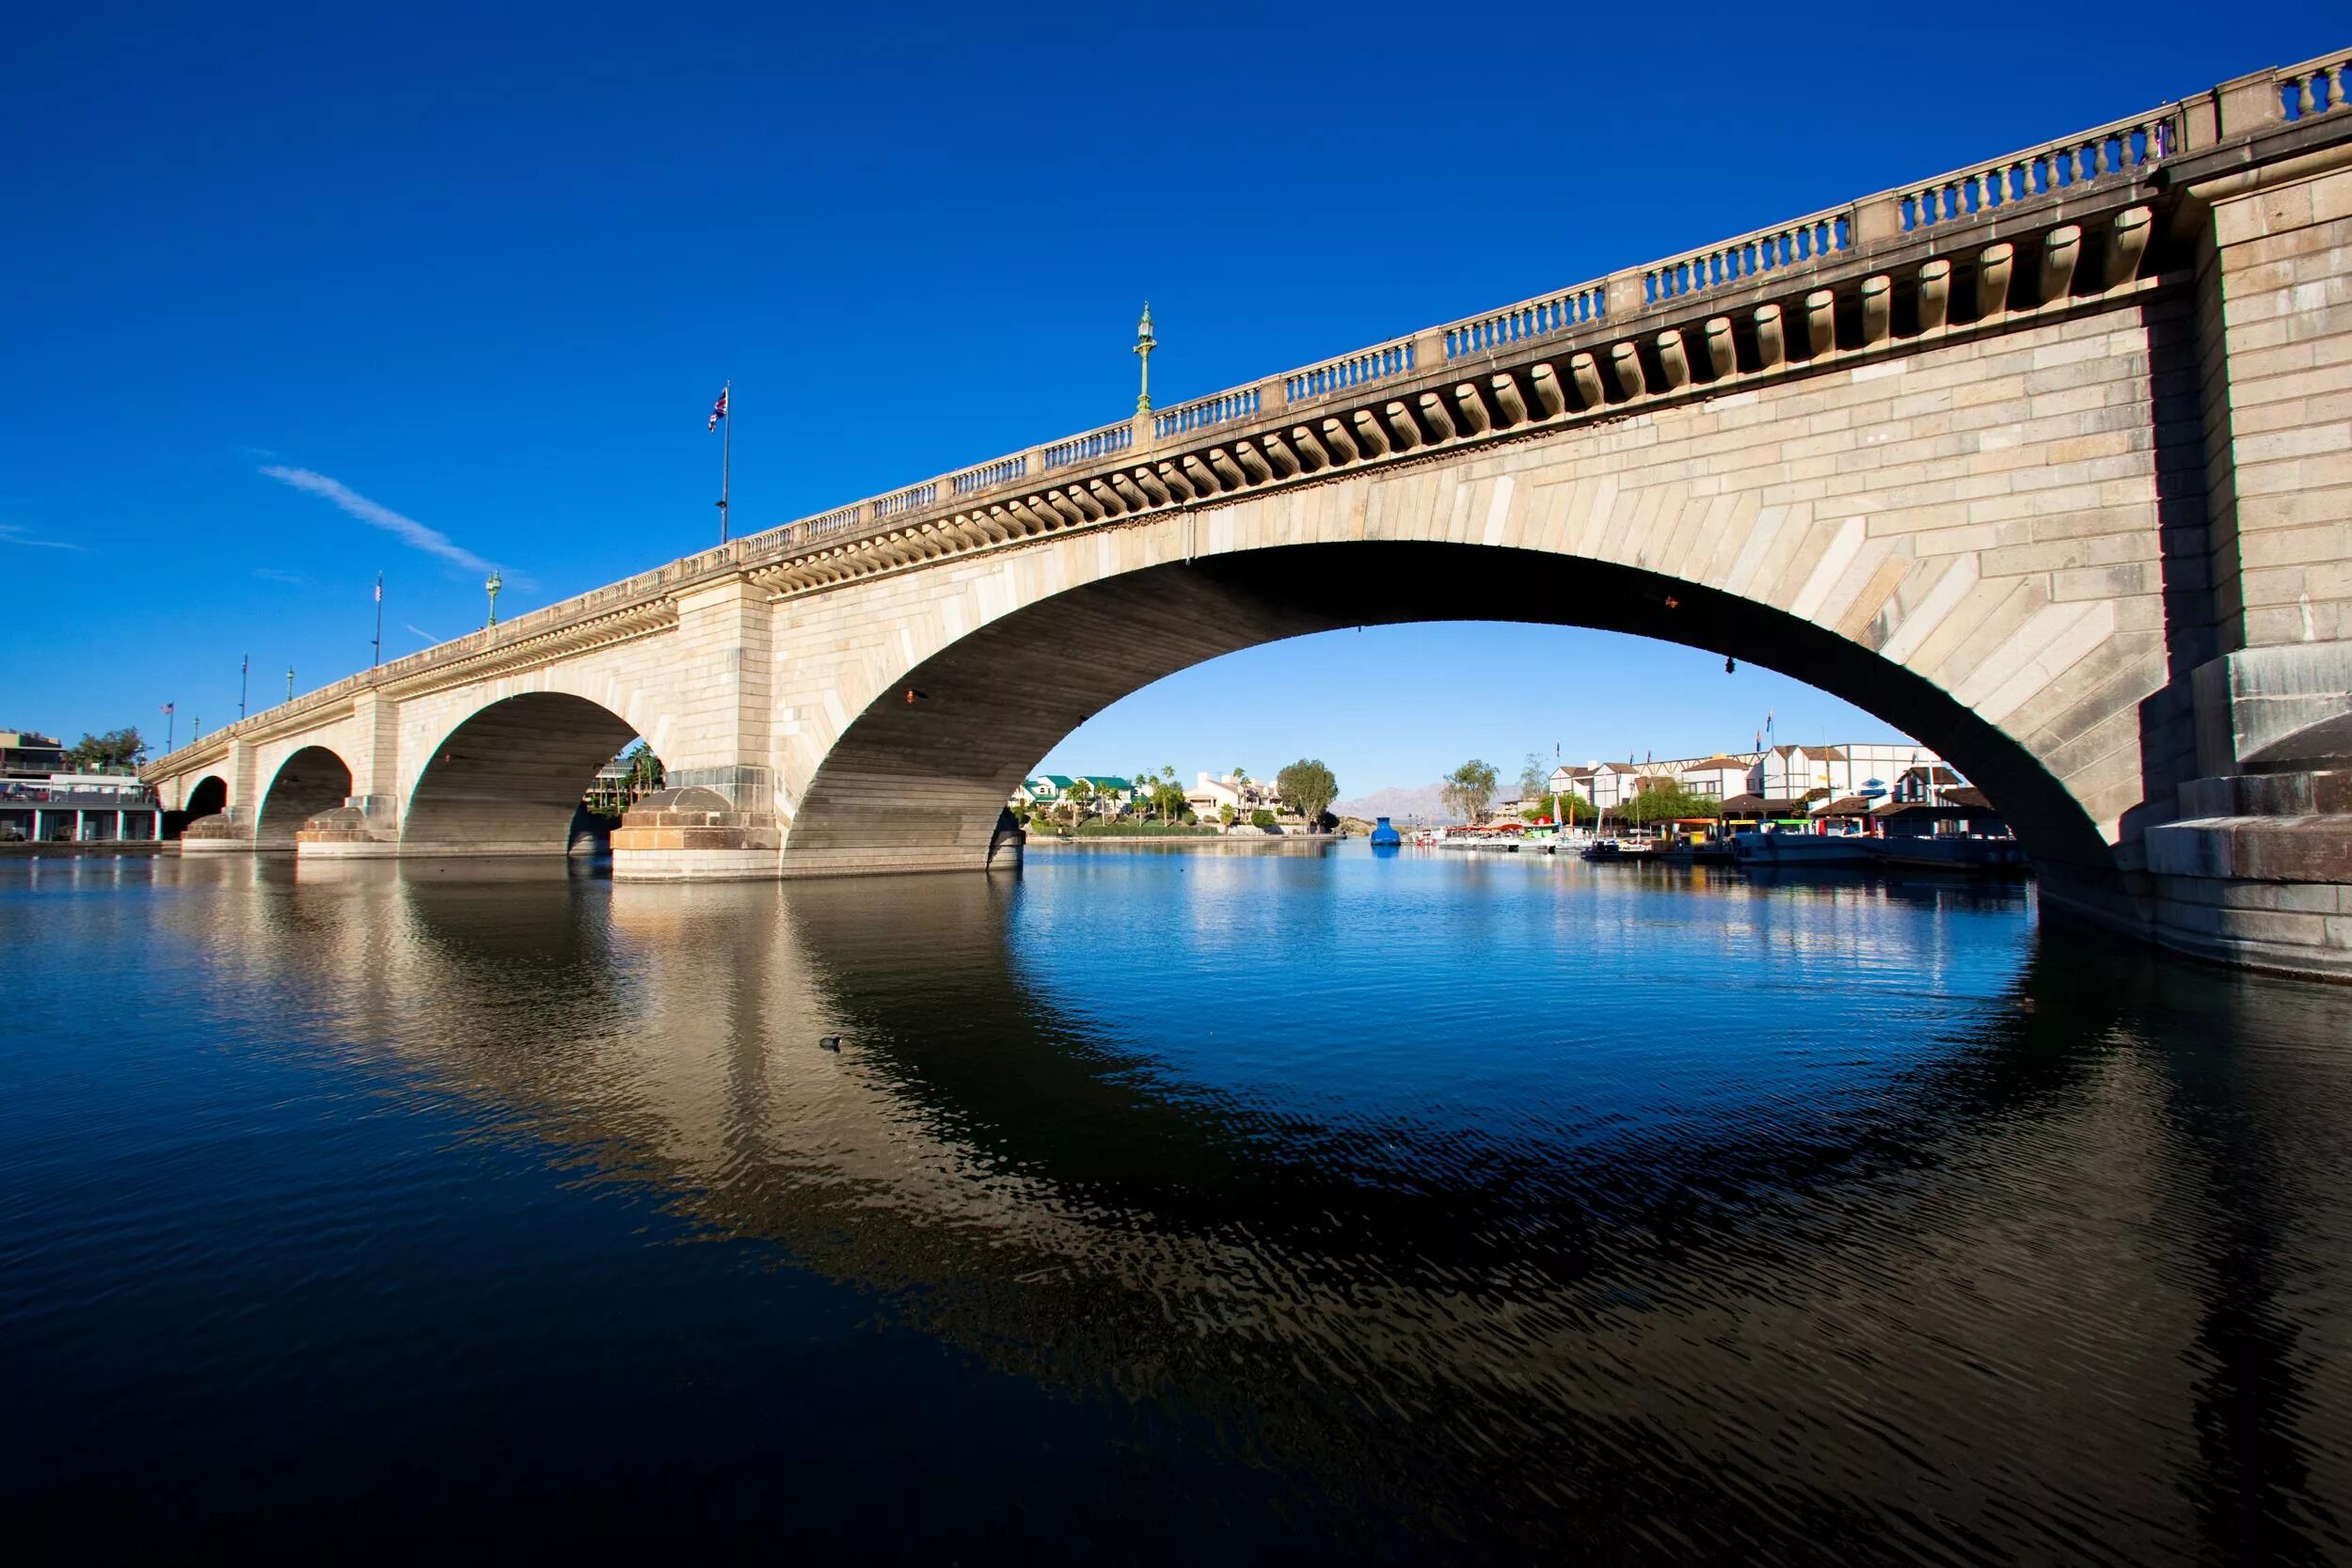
5,846,2350,1560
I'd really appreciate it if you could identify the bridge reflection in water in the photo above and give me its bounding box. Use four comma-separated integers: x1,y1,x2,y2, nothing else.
12,851,2352,1560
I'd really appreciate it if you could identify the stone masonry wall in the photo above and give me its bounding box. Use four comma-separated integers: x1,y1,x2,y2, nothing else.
772,296,2203,877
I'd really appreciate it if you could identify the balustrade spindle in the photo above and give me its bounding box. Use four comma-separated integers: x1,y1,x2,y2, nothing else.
2329,65,2344,110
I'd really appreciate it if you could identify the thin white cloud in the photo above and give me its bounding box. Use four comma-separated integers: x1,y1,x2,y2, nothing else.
252,566,308,585
261,466,517,582
0,523,87,551
405,623,441,643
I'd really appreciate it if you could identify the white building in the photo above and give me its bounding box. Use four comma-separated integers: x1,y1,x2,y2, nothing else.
1677,756,1755,799
0,772,163,843
1751,743,1956,804
1184,770,1279,821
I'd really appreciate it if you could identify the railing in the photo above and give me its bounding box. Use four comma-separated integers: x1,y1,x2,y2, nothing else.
1043,421,1134,470
804,502,865,538
1898,108,2180,230
2279,52,2349,119
1283,340,1414,402
1645,205,1853,304
1443,283,1605,358
871,481,936,520
1152,387,1259,438
0,786,160,807
952,453,1027,495
147,47,2352,780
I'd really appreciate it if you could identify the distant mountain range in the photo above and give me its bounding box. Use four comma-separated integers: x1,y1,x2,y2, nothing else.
1332,782,1461,825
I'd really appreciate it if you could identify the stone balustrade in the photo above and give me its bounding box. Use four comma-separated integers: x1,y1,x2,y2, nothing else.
1895,109,2179,233
1282,337,1418,402
2278,51,2348,120
1642,206,1852,308
1442,284,1605,359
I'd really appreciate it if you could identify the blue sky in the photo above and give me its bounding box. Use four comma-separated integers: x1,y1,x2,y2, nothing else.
3,6,2336,792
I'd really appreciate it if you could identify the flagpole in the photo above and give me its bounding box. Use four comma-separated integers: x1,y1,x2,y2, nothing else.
373,571,384,668
240,655,249,721
719,379,733,545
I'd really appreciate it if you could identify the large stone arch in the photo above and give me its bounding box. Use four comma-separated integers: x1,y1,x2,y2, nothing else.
772,293,2199,902
255,745,355,847
403,692,643,855
781,540,2112,878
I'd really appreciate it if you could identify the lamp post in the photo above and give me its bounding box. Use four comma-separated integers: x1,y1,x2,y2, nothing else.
285,666,294,703
485,570,502,628
1134,302,1156,415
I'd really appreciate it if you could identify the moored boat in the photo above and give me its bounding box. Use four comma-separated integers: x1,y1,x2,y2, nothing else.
1728,829,1874,867
1866,834,2026,872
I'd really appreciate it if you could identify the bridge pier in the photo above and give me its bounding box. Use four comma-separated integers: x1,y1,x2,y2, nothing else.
294,794,403,858
2138,642,2352,981
611,784,783,881
178,808,259,853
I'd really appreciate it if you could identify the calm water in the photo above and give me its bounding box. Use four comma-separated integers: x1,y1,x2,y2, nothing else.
4,846,2350,1560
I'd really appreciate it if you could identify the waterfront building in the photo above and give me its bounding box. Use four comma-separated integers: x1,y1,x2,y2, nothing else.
1751,743,1956,803
1547,764,1597,803
1014,775,1134,816
1677,756,1756,800
0,771,163,843
2,729,70,779
1184,771,1282,824
1184,771,1245,817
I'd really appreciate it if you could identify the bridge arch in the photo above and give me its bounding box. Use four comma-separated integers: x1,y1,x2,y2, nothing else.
256,745,355,846
404,691,644,855
782,537,2122,880
184,774,228,819
163,774,230,839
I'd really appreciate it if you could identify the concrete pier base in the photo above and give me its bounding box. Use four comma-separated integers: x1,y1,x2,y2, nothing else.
612,786,783,883
177,812,259,853
2138,643,2352,982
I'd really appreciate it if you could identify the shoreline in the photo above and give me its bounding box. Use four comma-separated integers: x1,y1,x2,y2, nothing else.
0,841,175,859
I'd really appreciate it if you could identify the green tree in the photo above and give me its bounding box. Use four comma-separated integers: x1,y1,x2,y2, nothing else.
1620,783,1720,826
1249,807,1279,832
68,727,146,770
1441,759,1499,823
1065,778,1095,828
1518,752,1550,800
1276,758,1339,832
624,739,663,795
1218,803,1236,828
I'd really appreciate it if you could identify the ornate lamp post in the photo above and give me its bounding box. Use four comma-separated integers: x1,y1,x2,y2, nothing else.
485,570,502,628
285,666,294,702
1134,302,1156,415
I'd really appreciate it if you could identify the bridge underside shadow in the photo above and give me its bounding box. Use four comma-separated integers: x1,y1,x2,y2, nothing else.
405,692,639,856
785,540,2115,877
257,746,354,847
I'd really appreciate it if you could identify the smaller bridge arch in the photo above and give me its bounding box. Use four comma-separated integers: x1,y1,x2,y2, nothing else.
404,691,644,856
164,774,230,839
256,746,355,847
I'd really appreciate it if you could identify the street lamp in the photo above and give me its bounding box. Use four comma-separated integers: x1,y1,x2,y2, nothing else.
485,570,502,627
1134,302,1156,415
285,666,294,702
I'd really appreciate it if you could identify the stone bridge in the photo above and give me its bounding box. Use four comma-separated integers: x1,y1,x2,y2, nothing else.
149,51,2352,978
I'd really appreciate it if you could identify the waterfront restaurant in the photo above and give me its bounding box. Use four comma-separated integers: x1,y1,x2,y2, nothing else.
0,771,164,843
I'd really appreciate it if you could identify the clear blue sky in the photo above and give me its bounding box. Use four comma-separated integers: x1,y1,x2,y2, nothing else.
4,6,2335,792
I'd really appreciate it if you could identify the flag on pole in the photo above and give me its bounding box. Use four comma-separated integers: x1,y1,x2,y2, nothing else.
161,703,175,717
708,388,728,431
373,578,383,602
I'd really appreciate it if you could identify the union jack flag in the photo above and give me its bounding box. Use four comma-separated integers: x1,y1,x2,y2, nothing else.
708,387,728,431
